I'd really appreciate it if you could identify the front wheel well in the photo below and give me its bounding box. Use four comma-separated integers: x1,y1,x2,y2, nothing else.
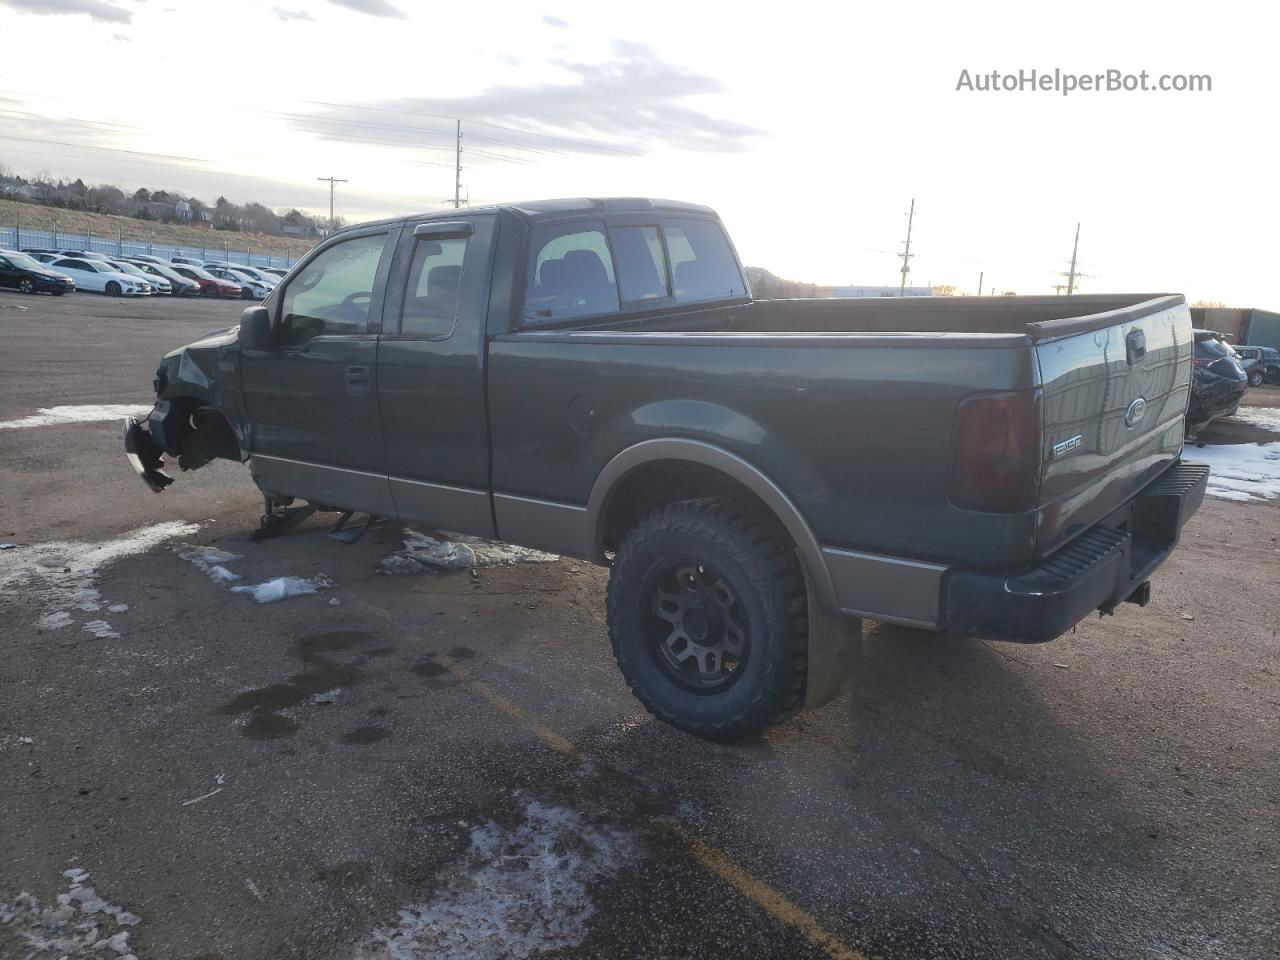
163,398,241,469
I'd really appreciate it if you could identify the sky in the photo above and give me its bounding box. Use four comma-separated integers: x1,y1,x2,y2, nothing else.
0,0,1274,303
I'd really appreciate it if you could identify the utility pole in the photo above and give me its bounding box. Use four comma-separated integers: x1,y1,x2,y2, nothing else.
977,270,983,297
1066,222,1080,295
898,198,915,295
453,119,463,209
316,176,347,234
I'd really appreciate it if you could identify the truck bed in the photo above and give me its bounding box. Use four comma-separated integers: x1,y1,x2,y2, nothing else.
491,292,1192,589
597,293,1180,339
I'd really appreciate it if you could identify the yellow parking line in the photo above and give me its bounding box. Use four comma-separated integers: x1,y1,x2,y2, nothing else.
353,599,864,959
434,654,582,762
665,823,869,960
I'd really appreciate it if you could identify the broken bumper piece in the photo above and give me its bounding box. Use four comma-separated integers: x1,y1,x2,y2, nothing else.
123,416,174,492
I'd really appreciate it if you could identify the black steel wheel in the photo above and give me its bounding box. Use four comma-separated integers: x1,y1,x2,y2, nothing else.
607,498,808,741
646,560,749,693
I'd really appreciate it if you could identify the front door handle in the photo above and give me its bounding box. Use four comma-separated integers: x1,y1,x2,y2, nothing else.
345,364,371,395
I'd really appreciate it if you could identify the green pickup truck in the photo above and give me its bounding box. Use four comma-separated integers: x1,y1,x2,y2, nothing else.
124,198,1208,740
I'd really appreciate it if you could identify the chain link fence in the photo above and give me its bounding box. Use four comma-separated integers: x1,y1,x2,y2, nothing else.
0,224,305,269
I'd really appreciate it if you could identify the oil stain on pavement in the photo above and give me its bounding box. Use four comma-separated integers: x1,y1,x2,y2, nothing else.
215,630,376,739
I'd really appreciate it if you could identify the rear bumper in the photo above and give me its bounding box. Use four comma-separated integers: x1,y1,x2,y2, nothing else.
943,460,1209,643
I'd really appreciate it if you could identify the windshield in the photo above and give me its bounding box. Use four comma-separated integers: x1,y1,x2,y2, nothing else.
181,265,217,281
112,262,145,277
87,260,117,273
5,251,45,271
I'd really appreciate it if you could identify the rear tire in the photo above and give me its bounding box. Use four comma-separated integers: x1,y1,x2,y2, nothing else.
105,281,121,297
1248,370,1264,387
606,498,808,741
202,285,218,298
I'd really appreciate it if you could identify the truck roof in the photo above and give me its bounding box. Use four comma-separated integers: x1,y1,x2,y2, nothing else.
336,197,717,234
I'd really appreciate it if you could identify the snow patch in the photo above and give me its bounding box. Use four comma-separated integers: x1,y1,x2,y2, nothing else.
108,603,129,614
37,610,73,630
0,521,199,632
82,620,120,639
1191,442,1280,501
230,574,334,604
1225,406,1280,434
356,801,634,960
0,868,140,959
380,529,559,575
0,404,149,431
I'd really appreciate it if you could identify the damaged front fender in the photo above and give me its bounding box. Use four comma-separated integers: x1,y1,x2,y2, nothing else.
123,323,249,493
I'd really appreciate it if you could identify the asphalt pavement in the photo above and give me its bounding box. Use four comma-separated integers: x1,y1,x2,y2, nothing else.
1,290,1277,960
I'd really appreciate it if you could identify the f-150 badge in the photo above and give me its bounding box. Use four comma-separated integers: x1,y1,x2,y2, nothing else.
1051,434,1083,459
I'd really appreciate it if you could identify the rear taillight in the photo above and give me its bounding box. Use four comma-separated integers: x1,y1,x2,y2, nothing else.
950,390,1042,513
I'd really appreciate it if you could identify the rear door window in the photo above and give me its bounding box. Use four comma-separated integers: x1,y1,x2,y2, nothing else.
524,220,619,324
610,225,669,303
663,218,746,304
1195,337,1233,359
400,235,468,338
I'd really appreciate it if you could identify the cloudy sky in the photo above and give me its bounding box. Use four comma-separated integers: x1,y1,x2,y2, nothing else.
0,0,1273,302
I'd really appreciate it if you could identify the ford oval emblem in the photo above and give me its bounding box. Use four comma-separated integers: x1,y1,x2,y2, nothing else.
1125,397,1147,427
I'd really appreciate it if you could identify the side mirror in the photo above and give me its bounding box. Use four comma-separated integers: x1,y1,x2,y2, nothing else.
239,305,273,349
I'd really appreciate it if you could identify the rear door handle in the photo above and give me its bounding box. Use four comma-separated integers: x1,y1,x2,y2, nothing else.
1126,328,1147,365
345,364,371,395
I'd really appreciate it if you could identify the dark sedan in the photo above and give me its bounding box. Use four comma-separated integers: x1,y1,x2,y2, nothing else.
0,249,76,295
1187,329,1248,436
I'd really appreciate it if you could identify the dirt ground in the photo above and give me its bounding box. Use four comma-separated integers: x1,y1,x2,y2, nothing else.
1,291,1277,960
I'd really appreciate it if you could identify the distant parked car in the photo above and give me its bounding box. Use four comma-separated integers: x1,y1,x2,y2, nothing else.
261,267,289,279
1232,345,1280,386
169,264,241,298
1187,329,1248,436
27,252,62,266
104,259,172,295
124,254,171,266
0,249,76,295
50,257,152,297
122,259,201,297
204,266,271,300
203,262,278,289
170,255,206,267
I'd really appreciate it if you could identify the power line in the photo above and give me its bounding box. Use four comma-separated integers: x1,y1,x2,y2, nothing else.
0,132,207,165
299,99,645,156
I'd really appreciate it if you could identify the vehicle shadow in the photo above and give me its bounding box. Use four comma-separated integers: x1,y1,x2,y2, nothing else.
587,619,1194,958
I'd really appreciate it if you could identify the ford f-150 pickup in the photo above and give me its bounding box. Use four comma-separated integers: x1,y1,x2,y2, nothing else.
123,197,1208,740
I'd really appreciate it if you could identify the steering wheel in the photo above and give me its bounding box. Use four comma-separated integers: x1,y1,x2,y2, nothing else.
338,291,372,319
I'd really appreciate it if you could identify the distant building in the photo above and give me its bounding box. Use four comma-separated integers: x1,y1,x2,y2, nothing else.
1191,307,1280,348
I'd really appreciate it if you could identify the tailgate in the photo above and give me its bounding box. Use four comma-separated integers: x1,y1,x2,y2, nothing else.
1031,296,1193,558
